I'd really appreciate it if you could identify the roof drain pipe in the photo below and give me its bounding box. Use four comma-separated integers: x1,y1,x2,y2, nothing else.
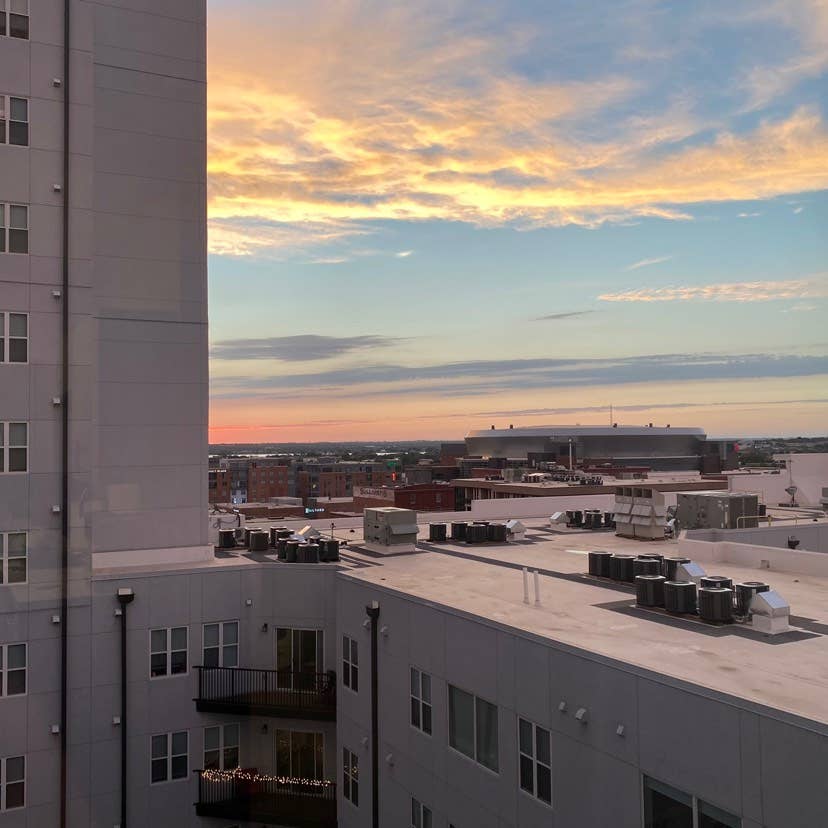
59,0,71,825
116,589,135,827
365,600,380,828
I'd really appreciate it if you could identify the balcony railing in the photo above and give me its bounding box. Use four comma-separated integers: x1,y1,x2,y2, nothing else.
195,771,337,827
195,666,336,719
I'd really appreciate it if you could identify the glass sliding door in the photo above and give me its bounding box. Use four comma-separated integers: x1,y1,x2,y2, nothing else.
276,628,324,689
276,729,325,780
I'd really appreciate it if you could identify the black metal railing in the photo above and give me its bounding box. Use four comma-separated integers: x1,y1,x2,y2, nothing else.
195,771,337,827
195,666,336,719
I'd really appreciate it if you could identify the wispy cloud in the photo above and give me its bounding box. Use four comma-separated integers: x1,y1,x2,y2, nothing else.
793,206,804,214
599,276,828,303
211,351,828,401
624,256,672,271
532,310,594,322
207,2,828,257
395,250,414,258
737,212,761,218
211,334,402,362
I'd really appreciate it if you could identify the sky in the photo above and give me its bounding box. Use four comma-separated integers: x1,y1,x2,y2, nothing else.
206,0,828,443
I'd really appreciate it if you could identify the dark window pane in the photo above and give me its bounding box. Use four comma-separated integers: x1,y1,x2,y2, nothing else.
536,764,552,804
519,755,534,794
151,629,167,652
536,726,550,766
10,13,29,39
410,667,419,696
171,732,187,755
448,686,475,759
203,647,218,668
171,627,187,650
6,781,25,808
223,746,239,769
151,758,167,783
0,16,7,36
698,801,740,828
9,229,27,254
644,778,693,828
475,698,499,772
150,653,167,677
9,338,27,362
204,727,220,752
170,650,187,674
8,669,26,695
7,558,27,583
0,122,6,144
203,749,220,770
151,734,167,758
411,697,420,728
350,664,358,692
8,447,27,471
9,121,27,146
352,780,358,806
203,624,219,648
9,98,26,122
171,755,188,779
222,644,238,667
518,718,532,756
422,703,432,734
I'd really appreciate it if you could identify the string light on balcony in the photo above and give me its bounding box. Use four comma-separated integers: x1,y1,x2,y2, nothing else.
200,768,336,788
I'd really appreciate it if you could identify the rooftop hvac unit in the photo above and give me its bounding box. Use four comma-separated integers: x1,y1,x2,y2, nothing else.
248,531,269,552
505,519,526,540
750,590,790,634
588,550,613,577
664,581,697,614
429,523,448,542
635,575,666,607
698,588,733,623
609,554,635,583
700,576,733,591
218,529,236,549
633,557,662,578
451,522,467,541
735,582,769,616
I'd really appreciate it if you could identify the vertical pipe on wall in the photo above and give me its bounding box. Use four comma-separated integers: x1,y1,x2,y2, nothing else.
60,0,71,825
365,600,380,828
116,589,135,827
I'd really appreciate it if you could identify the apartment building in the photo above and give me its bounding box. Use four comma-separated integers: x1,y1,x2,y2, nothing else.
1,0,207,824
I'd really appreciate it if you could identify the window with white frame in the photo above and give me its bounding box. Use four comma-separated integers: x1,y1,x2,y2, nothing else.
0,755,25,810
518,717,551,805
448,684,499,772
203,620,238,667
203,723,239,771
0,204,28,254
342,634,358,692
0,96,28,145
0,422,27,473
149,627,188,678
342,748,358,806
410,667,432,735
0,312,28,363
0,0,28,38
151,731,188,784
0,532,26,584
411,797,432,828
643,776,740,828
0,643,26,696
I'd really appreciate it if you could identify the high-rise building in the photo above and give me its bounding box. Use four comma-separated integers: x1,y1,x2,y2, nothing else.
1,0,207,823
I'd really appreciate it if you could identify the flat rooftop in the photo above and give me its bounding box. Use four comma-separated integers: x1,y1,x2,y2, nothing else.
343,518,828,728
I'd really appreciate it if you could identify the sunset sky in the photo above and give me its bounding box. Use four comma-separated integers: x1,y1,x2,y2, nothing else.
206,0,828,443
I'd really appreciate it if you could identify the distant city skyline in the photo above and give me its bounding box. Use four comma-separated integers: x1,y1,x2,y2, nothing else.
207,0,828,442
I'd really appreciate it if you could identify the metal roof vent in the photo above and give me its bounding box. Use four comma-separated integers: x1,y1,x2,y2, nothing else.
676,561,706,584
735,582,769,616
751,590,790,635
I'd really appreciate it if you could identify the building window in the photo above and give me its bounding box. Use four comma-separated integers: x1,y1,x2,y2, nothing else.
204,724,239,771
518,717,551,805
0,643,26,696
342,635,358,692
0,204,28,254
643,777,740,828
410,667,432,735
151,731,188,784
342,748,358,806
448,685,499,772
276,627,323,689
203,620,238,667
0,532,26,584
0,0,28,38
149,627,188,678
0,96,28,145
0,312,28,363
0,422,27,473
411,797,432,828
0,755,25,810
276,730,324,780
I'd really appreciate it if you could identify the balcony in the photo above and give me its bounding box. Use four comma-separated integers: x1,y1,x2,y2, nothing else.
195,667,336,720
195,771,337,827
